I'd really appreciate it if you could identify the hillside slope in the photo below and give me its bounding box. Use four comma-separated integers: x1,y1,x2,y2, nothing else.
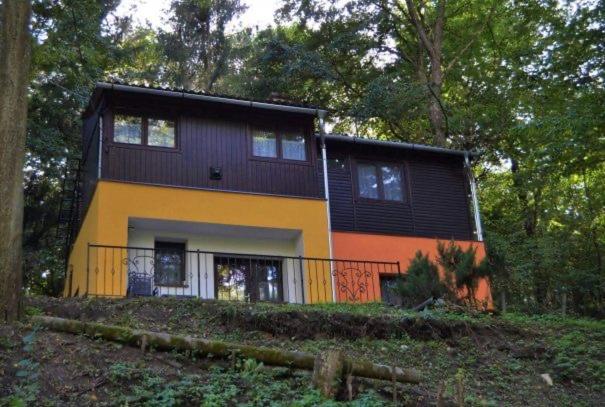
1,297,603,406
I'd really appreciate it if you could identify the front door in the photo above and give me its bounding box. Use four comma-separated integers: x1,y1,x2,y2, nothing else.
214,256,283,302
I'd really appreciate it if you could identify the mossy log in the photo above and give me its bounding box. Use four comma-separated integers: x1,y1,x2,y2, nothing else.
32,315,421,384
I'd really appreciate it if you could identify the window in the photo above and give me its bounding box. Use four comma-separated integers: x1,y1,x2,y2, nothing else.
215,256,283,302
251,127,307,162
154,241,186,286
148,119,176,148
380,275,403,306
381,165,403,201
252,129,277,158
357,162,405,202
114,115,142,144
281,130,306,161
113,114,176,148
357,163,379,199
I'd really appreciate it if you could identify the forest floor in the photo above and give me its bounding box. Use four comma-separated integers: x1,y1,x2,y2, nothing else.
0,296,603,406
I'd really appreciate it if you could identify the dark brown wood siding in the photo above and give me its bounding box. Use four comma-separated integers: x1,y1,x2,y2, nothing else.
320,140,476,240
80,102,103,226
99,91,322,198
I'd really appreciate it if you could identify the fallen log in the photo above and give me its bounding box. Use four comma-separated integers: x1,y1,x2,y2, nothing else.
32,315,421,384
411,297,435,312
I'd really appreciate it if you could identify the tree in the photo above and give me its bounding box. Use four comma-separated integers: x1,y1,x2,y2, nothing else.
23,0,147,296
158,0,247,91
393,251,450,307
0,0,32,322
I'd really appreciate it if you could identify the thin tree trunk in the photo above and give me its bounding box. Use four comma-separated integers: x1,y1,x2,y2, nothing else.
0,0,32,323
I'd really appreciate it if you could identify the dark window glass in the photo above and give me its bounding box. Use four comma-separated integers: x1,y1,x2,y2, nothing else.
216,261,248,301
252,129,277,158
154,241,186,286
357,163,379,199
214,257,282,302
358,162,405,201
255,264,281,301
380,275,403,306
148,119,175,148
381,165,403,201
282,130,306,160
114,115,142,144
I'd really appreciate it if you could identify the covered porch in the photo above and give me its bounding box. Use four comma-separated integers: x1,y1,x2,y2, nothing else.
70,217,401,304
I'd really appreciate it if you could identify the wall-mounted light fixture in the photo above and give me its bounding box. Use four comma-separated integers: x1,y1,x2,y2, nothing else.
210,166,222,180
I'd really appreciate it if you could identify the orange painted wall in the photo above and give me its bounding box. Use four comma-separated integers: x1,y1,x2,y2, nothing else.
331,231,492,307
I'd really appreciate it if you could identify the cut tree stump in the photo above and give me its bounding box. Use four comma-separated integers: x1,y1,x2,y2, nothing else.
32,315,421,394
312,349,347,398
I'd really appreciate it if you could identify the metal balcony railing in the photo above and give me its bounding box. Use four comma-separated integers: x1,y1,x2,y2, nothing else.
81,244,401,304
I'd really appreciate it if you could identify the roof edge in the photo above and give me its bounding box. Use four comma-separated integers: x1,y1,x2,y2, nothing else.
319,134,480,157
94,82,328,116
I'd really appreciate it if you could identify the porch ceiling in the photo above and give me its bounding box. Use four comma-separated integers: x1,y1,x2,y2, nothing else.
128,218,302,241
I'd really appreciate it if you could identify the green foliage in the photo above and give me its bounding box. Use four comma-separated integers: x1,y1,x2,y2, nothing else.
393,251,450,307
437,241,492,305
106,362,387,406
1,331,40,406
158,0,247,91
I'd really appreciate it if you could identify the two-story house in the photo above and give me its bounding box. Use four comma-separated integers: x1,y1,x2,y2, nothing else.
61,82,490,305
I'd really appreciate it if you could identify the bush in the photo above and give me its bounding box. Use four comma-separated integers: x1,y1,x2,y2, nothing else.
393,251,450,307
437,240,491,305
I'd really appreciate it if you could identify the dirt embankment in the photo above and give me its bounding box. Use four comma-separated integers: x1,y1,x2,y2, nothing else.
26,296,525,344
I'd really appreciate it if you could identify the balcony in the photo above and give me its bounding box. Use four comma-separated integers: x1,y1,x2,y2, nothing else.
72,244,402,304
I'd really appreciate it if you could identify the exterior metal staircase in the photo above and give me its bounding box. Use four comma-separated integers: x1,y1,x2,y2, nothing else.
56,158,83,265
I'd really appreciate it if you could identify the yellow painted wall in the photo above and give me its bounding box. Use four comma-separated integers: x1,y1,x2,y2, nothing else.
65,180,331,300
63,188,100,297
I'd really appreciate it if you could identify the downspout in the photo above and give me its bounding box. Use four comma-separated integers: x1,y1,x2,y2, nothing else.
318,111,337,302
98,113,103,179
465,152,484,241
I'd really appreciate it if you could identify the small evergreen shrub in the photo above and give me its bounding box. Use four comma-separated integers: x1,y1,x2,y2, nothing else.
393,251,449,307
437,240,491,305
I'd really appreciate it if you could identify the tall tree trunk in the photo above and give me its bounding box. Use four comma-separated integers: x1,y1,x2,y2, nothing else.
0,0,32,323
405,0,448,146
427,55,446,145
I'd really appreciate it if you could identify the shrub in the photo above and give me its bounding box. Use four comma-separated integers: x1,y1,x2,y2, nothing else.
437,240,491,305
393,251,450,307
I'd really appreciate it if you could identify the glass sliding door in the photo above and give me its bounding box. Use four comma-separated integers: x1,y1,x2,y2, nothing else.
214,256,283,302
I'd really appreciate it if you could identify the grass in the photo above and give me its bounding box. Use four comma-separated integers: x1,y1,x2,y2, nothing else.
1,296,603,406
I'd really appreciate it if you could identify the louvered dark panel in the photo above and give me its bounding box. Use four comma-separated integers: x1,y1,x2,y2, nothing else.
323,140,475,241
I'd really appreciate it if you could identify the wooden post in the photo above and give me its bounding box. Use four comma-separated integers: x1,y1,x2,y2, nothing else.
561,292,567,317
500,291,507,313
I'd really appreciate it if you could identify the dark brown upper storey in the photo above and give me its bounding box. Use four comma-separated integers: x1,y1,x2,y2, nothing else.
319,135,476,241
80,82,477,242
81,83,324,204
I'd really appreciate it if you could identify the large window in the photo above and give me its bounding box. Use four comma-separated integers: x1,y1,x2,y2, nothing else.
215,256,283,302
114,114,176,148
357,162,405,202
251,127,307,161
